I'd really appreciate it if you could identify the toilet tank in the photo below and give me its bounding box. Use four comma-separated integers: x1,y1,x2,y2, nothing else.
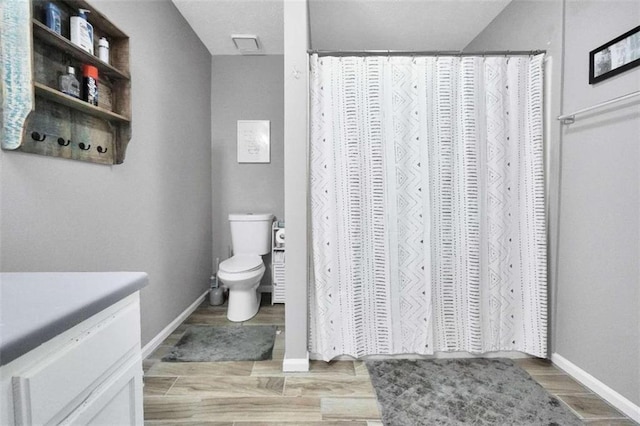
229,213,274,255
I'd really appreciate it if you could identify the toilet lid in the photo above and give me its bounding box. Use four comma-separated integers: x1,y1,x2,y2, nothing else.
219,255,263,273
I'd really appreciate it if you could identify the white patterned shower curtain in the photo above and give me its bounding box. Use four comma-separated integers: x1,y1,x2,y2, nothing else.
309,53,546,361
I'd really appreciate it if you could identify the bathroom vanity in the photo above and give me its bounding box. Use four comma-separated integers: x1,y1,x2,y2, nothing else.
0,272,147,425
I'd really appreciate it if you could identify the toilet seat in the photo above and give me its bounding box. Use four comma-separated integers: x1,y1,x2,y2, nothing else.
219,255,263,274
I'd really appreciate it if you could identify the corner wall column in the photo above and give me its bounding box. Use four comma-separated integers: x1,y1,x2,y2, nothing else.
283,0,310,372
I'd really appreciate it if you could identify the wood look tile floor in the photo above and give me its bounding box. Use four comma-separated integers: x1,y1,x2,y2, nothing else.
144,300,635,425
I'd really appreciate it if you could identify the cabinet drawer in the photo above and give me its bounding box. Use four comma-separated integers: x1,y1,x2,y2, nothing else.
13,302,140,425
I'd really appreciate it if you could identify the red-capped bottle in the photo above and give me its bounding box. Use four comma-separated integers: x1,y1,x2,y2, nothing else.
82,65,98,106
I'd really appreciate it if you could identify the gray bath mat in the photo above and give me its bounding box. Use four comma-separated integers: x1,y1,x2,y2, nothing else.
162,325,277,362
366,358,583,426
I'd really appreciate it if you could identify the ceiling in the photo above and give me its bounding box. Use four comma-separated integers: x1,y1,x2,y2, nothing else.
172,0,284,56
172,0,512,56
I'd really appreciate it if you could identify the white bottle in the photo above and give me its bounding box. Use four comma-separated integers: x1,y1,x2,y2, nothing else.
70,9,94,55
98,37,109,63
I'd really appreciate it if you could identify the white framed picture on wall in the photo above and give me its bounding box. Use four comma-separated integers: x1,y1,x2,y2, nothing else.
237,120,270,163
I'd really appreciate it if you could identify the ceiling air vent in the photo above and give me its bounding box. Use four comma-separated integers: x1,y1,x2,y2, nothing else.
231,34,261,55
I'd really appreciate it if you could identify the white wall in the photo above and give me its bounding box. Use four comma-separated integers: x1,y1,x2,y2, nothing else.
211,55,284,286
283,0,310,370
468,0,640,408
0,0,212,346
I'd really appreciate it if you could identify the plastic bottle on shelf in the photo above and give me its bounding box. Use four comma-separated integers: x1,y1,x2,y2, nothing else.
45,3,62,35
82,65,98,106
98,37,109,64
70,9,94,55
59,66,80,98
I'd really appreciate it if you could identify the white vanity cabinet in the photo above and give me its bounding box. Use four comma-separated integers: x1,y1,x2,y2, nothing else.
0,273,147,426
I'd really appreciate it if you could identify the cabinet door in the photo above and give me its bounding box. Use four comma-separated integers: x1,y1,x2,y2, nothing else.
12,302,140,425
59,361,143,426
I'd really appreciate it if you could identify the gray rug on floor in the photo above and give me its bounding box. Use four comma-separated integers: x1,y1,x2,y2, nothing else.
162,325,277,362
365,358,583,426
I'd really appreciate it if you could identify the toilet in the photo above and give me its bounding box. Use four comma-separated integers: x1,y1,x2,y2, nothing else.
218,213,274,322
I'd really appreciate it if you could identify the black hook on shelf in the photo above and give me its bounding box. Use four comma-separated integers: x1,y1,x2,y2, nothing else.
29,130,109,155
31,132,46,142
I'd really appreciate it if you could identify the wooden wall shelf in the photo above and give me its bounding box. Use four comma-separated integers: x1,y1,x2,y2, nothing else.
34,83,130,123
32,20,130,80
1,0,132,165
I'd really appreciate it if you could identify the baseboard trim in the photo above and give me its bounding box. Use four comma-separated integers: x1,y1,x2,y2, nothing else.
282,352,310,372
551,352,640,423
141,289,208,359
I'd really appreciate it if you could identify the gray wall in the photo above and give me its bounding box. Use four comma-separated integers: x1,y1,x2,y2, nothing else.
308,0,510,51
0,0,212,346
211,55,284,287
556,0,639,406
467,0,639,406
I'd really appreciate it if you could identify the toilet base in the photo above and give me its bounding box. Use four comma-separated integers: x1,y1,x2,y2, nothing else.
227,288,261,322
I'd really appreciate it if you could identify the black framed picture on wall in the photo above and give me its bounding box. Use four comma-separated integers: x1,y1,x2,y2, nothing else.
590,24,640,84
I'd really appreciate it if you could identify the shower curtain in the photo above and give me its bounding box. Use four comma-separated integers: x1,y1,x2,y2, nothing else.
309,53,546,360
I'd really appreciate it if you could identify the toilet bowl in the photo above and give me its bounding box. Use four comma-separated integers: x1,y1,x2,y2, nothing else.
217,213,274,322
218,254,265,322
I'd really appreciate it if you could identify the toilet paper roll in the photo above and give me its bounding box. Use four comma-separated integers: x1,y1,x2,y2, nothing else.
275,229,285,248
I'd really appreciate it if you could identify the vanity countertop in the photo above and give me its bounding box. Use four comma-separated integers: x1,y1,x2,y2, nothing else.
0,272,148,366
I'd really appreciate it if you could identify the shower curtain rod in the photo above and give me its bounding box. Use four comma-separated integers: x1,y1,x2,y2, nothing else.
308,49,546,57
